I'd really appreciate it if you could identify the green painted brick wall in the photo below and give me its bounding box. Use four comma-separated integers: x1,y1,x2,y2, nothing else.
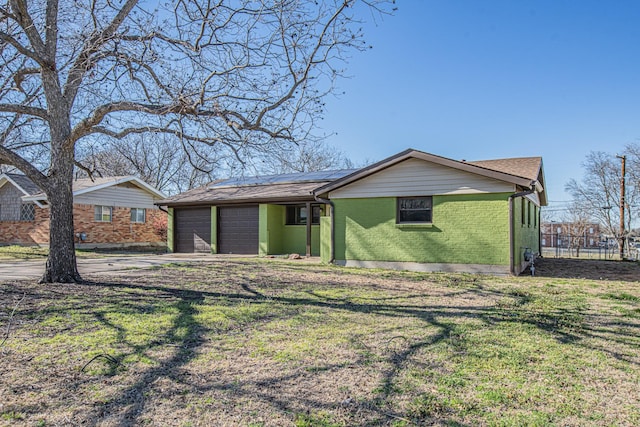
259,204,284,255
281,225,320,256
333,193,512,265
167,207,174,253
320,216,331,263
259,204,321,256
512,198,540,272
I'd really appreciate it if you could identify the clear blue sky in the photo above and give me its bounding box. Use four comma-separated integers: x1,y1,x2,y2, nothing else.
320,0,640,206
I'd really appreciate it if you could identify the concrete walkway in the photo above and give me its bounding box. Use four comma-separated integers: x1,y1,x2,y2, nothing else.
0,253,238,281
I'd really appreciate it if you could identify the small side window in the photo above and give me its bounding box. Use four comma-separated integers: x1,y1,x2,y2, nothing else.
397,197,432,223
94,205,112,222
131,208,146,223
20,203,35,221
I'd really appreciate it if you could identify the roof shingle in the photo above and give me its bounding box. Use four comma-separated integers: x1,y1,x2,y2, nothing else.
466,157,542,182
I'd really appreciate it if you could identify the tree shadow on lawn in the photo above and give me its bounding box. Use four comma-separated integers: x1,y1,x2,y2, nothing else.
74,275,637,424
73,279,478,425
3,264,639,425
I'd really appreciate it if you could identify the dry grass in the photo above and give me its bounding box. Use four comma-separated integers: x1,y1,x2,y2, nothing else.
0,245,165,261
1,258,640,426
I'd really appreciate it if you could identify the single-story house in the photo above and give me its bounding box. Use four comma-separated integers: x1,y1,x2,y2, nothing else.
0,174,167,248
157,148,546,275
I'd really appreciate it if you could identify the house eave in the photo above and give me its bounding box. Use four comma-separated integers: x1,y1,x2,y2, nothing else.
313,148,538,196
156,195,318,208
73,176,167,199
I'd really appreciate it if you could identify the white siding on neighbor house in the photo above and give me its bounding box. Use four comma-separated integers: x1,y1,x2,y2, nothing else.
329,158,515,199
74,183,161,208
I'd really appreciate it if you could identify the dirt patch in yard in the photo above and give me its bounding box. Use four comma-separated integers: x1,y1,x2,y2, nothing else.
531,256,640,281
1,260,640,426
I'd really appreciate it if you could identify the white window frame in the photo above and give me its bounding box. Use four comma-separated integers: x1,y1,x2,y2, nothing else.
94,205,113,222
130,208,146,223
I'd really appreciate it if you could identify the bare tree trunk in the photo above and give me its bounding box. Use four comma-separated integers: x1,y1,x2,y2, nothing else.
40,116,81,283
41,176,80,283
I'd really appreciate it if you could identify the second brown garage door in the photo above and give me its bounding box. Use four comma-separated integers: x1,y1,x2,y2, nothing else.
218,205,259,254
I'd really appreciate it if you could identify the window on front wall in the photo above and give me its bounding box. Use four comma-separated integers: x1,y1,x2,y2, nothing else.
130,208,146,223
94,205,112,222
286,204,321,225
20,203,35,221
397,197,432,223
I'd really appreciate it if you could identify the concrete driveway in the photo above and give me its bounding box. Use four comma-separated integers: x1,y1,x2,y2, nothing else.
0,253,238,281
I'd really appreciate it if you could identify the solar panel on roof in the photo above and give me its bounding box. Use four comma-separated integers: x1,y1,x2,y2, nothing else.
209,169,357,188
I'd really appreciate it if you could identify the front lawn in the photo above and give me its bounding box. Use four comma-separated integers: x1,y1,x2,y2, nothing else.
1,259,639,426
0,245,165,260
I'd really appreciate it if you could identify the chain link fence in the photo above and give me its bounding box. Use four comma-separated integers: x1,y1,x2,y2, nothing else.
541,233,639,260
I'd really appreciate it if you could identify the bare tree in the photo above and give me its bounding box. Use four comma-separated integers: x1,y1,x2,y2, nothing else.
76,134,220,195
561,201,593,257
0,0,387,282
566,144,639,255
256,140,354,174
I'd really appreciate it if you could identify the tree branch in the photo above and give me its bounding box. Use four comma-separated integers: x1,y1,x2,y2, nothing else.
64,0,139,104
90,125,222,145
44,0,59,60
254,1,350,127
9,0,47,59
0,103,48,119
0,31,44,66
0,144,48,190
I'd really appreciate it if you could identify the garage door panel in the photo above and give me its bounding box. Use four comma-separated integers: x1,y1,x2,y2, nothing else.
218,205,258,254
175,208,211,253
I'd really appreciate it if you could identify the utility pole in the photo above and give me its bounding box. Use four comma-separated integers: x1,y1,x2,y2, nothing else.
617,155,626,259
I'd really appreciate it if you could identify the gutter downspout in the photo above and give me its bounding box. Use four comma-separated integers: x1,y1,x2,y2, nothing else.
314,194,335,264
508,187,536,275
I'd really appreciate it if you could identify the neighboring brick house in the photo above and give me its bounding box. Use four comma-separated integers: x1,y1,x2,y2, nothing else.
159,148,547,275
541,222,602,248
0,174,167,248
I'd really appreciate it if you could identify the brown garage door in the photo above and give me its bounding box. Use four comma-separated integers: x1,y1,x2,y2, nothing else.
218,205,259,254
174,207,211,253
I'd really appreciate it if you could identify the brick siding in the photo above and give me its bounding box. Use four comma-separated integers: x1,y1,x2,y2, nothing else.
0,204,167,246
0,205,49,245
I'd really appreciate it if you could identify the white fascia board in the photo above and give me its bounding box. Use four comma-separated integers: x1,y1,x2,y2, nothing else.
73,176,167,199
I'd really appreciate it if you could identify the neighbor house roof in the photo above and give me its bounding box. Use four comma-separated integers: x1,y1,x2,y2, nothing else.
0,173,166,204
1,173,42,195
0,173,48,207
314,148,547,205
157,169,357,207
